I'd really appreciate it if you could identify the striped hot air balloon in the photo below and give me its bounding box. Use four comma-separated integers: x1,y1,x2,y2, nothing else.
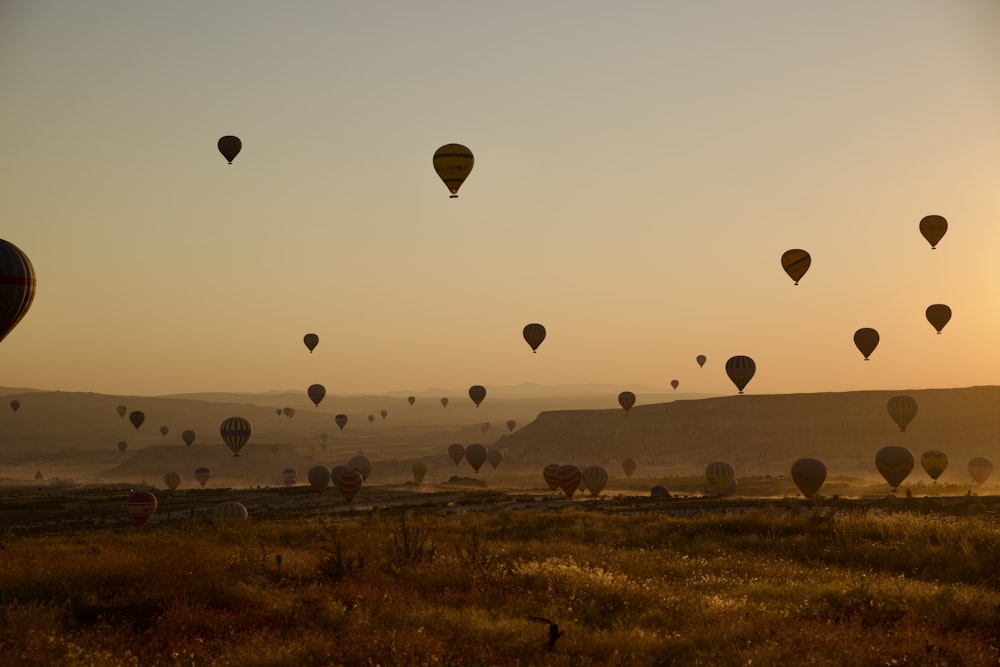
0,240,36,345
220,417,252,456
582,466,609,497
163,472,182,491
920,450,948,481
432,143,474,197
706,461,735,493
543,464,561,491
887,395,918,432
780,249,811,285
332,467,364,502
125,491,157,527
212,501,248,522
875,446,914,491
725,356,756,394
555,465,583,499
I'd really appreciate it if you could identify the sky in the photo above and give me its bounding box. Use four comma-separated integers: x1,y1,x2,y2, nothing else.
1,1,999,398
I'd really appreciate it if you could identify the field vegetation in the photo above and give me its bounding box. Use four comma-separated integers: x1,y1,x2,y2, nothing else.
3,504,1000,665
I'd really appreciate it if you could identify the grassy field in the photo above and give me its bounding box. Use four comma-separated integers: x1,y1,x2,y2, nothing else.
3,498,1000,666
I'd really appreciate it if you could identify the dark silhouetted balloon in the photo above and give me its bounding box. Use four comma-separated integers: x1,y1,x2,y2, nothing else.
9,399,19,413
218,136,241,164
440,397,449,407
487,447,503,469
335,414,348,430
696,355,706,368
159,425,168,437
194,467,211,487
921,450,948,481
380,409,388,419
408,396,415,406
555,465,582,498
220,417,251,456
469,385,486,407
853,328,879,360
212,501,248,522
333,467,363,502
621,458,637,477
412,461,427,485
347,454,372,480
367,414,375,423
125,491,157,527
117,405,127,419
466,444,488,472
308,465,331,492
129,410,145,431
876,446,913,490
283,407,295,419
117,440,127,455
650,485,670,498
303,333,319,352
582,466,609,496
618,391,636,412
543,464,561,491
523,323,546,352
969,457,993,485
925,304,951,334
181,430,196,447
706,461,735,493
164,472,181,491
887,395,917,432
308,384,326,407
0,240,36,345
433,143,474,197
780,249,811,285
790,458,826,499
670,380,679,390
919,214,947,249
725,356,755,394
506,419,516,432
448,444,465,466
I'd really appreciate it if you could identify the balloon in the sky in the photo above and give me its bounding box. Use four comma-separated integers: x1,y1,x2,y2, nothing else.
432,143,474,197
853,328,879,360
10,399,19,413
282,467,297,486
220,417,252,456
440,397,449,407
380,409,388,419
276,408,282,416
448,443,465,466
308,465,331,492
696,355,706,368
920,450,948,481
307,384,326,407
217,135,241,164
506,419,516,432
465,444,488,472
480,422,490,434
887,395,918,432
181,430,196,447
163,471,182,491
212,501,249,522
303,333,319,353
194,467,211,488
621,458,637,477
725,356,756,394
0,240,36,345
582,466,609,496
283,407,295,419
117,440,128,455
523,323,546,353
919,214,947,249
412,461,427,486
159,425,168,437
335,414,348,431
875,446,914,490
542,464,561,491
670,380,679,390
332,467,364,502
128,411,145,431
487,447,503,469
706,461,735,493
367,414,375,423
780,249,811,285
117,405,127,419
968,457,993,485
125,491,157,527
347,454,372,480
925,304,951,334
618,391,636,413
469,385,486,407
555,465,583,498
790,458,826,499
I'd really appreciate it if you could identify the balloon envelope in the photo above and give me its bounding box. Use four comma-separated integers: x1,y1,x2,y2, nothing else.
853,328,880,360
212,501,249,522
618,391,636,412
117,405,127,418
921,450,948,481
181,430,196,447
407,396,416,406
650,485,671,498
448,444,465,466
440,397,449,407
282,467,297,486
163,472,182,491
725,356,756,394
367,414,375,423
380,409,388,419
432,143,474,197
307,465,331,492
968,457,993,485
487,447,503,469
117,440,127,454
780,249,811,285
220,417,252,456
555,465,583,498
919,214,947,249
925,304,951,334
670,380,679,390
307,384,326,407
887,395,918,432
159,425,168,437
505,419,516,432
542,464,561,491
621,458,637,477
523,323,546,352
332,468,364,502
347,454,372,480
335,414,348,430
9,399,19,413
790,458,826,499
696,355,706,368
129,410,145,431
706,461,735,493
194,467,211,488
465,444,488,472
875,446,914,490
303,333,319,352
0,239,36,345
469,385,486,407
125,491,157,527
582,466,609,496
412,461,427,485
218,135,242,164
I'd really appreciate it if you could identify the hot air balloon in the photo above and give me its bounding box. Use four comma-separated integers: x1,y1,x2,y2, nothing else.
117,405,127,419
308,384,326,407
441,397,449,407
303,333,319,352
696,355,706,368
920,450,948,481
213,501,249,522
283,407,295,419
308,465,331,492
181,430,196,447
163,472,182,491
276,408,282,416
34,469,42,481
218,135,241,164
432,143,474,197
780,249,811,285
582,466,609,497
282,467,297,486
854,328,880,360
347,454,372,480
380,409,388,419
618,391,636,412
117,440,128,455
790,458,826,499
925,304,951,334
670,380,679,390
968,457,993,485
466,444,488,472
480,422,490,434
220,417,252,456
650,485,670,498
506,419,516,432
487,447,503,469
875,446,913,491
159,425,168,437
367,414,375,423
555,465,582,499
333,467,364,502
9,399,19,413
125,491,157,527
523,323,546,353
725,356,755,394
0,240,36,345
129,411,145,430
887,395,918,432
448,444,465,466
408,396,416,406
412,461,427,485
706,462,735,493
621,458,637,477
335,414,348,431
469,385,486,407
194,467,211,488
919,214,947,249
542,464,561,491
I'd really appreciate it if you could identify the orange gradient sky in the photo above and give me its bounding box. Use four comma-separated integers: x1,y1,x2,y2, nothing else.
1,2,999,397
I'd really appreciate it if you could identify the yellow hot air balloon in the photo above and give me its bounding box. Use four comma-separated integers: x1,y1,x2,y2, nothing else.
725,356,755,394
925,304,951,334
220,417,252,456
887,395,917,432
523,323,546,353
875,446,913,491
790,458,826,499
853,328,879,360
433,143,474,197
919,214,947,249
920,450,948,481
582,466,609,497
780,249,811,285
968,457,993,485
618,391,636,412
